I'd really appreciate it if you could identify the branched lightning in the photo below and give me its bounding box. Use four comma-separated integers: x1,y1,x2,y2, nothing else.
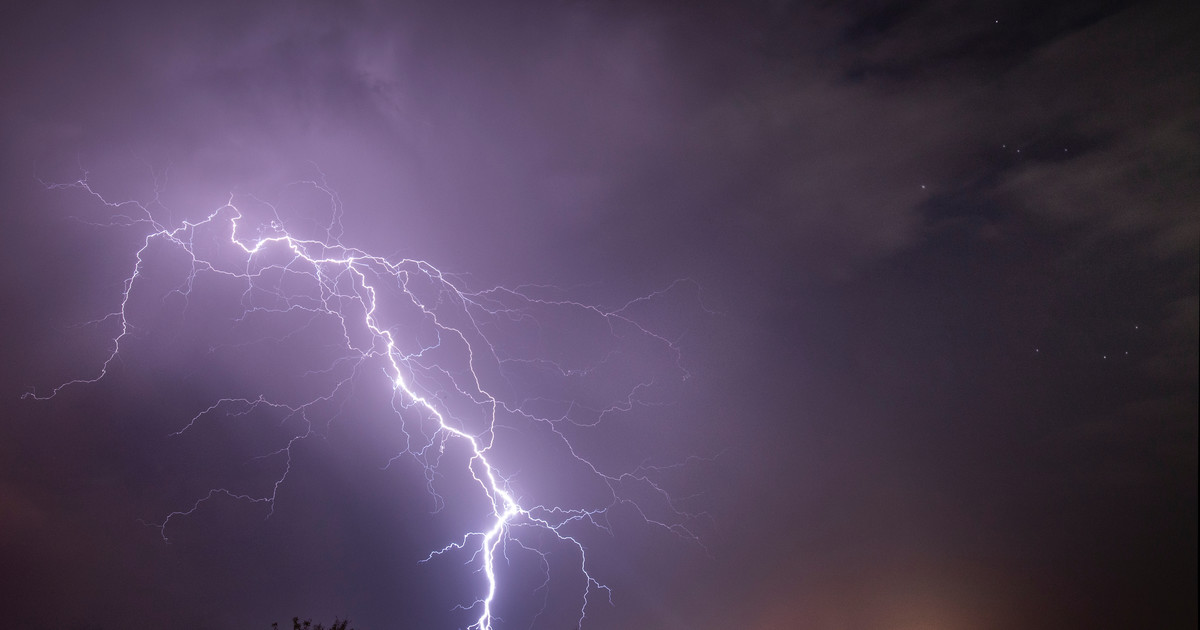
26,170,704,629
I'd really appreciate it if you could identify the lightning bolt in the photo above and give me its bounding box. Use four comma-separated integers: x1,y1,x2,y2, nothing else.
25,169,704,629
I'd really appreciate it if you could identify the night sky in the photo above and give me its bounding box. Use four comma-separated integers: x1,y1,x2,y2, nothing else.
1,1,1196,629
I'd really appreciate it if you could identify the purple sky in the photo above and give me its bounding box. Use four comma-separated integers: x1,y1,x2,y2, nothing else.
1,1,1196,629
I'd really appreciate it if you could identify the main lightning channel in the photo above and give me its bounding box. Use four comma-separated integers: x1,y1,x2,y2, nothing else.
26,174,702,630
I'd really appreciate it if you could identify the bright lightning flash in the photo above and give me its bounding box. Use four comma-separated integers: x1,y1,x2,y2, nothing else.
25,172,702,630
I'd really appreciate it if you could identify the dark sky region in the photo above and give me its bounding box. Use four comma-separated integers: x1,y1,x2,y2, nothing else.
0,1,1196,629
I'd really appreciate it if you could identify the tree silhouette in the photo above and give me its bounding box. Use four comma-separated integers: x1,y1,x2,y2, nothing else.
271,617,354,630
